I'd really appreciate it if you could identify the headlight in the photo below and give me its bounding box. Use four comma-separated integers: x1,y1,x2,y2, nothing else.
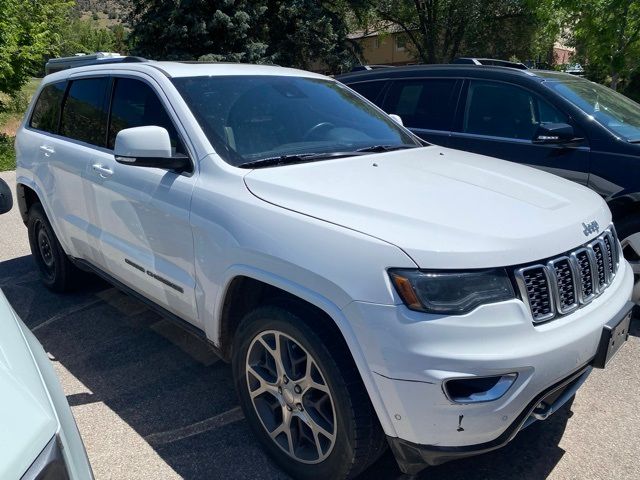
389,268,515,314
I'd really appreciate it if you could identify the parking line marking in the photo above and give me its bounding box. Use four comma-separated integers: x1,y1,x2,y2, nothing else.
32,298,103,332
144,406,245,446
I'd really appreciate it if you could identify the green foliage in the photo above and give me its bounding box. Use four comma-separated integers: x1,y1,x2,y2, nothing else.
0,134,15,172
262,1,357,72
127,0,357,71
58,18,121,56
128,0,269,62
0,0,73,96
560,0,640,90
348,0,556,64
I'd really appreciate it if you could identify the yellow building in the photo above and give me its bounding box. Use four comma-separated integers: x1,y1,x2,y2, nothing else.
349,30,418,66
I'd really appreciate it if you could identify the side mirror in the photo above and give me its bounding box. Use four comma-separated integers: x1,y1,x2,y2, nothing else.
114,126,190,171
0,179,13,214
533,123,579,145
389,114,404,126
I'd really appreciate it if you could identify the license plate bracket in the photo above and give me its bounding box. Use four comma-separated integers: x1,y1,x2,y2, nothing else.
592,301,634,369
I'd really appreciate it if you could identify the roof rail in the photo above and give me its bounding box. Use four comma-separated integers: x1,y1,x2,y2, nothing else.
45,53,149,75
452,58,528,70
350,64,396,72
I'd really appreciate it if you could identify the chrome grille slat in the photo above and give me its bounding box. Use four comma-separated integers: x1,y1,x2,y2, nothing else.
516,227,620,324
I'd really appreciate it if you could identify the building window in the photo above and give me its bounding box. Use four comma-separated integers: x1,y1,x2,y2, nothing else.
373,37,380,49
395,34,407,51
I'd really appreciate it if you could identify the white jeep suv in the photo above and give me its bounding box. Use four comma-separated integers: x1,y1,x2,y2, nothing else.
15,61,634,478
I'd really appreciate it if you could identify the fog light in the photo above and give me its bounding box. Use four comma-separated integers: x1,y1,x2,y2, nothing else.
444,374,518,404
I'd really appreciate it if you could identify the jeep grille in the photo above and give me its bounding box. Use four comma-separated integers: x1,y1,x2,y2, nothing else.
515,228,620,324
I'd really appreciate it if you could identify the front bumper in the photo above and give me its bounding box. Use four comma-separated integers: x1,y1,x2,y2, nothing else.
387,364,590,474
343,259,634,471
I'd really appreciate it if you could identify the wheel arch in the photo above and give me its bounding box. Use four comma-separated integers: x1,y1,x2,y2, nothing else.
606,194,640,224
16,181,40,224
213,269,397,437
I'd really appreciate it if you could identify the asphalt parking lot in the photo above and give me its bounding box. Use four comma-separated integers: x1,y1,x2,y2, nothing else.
1,170,639,480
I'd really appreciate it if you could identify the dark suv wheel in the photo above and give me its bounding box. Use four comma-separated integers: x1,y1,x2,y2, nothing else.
617,215,640,305
232,304,386,479
27,203,81,292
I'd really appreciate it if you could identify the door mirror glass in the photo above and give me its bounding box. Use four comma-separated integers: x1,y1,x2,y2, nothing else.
533,122,576,144
114,126,189,171
0,178,13,214
388,114,403,126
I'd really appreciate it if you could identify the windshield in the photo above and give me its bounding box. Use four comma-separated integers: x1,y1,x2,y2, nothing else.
172,75,421,166
547,78,640,141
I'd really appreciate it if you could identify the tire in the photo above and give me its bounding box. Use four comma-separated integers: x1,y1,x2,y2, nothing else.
616,215,640,305
232,304,386,480
27,203,81,292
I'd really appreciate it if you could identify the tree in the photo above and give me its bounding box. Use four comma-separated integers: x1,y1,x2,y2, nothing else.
0,0,73,97
127,0,269,62
58,18,117,56
126,0,357,71
262,0,357,72
562,0,640,90
348,0,556,64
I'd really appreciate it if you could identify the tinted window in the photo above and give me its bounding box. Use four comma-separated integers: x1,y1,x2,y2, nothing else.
29,82,66,133
108,78,185,154
548,78,640,141
347,81,386,105
60,78,110,146
463,80,568,139
173,76,420,166
383,79,458,130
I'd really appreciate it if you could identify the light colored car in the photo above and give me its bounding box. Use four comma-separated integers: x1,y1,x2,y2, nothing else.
0,178,93,479
15,60,634,478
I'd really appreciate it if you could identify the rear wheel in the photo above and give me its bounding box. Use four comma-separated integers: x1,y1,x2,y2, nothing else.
27,203,81,292
232,304,386,479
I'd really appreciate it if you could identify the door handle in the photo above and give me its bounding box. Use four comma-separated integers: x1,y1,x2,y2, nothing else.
39,145,55,156
92,164,113,178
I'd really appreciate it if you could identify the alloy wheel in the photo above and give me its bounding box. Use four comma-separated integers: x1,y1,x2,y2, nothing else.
245,330,337,464
621,232,640,303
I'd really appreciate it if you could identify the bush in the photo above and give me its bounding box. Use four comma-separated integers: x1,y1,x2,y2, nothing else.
0,134,16,172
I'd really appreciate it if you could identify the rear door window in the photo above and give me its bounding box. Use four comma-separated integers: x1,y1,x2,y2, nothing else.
107,77,185,154
382,79,459,131
29,81,67,134
60,77,110,146
462,80,568,140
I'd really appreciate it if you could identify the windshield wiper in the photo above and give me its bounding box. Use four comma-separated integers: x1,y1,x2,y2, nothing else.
356,144,420,153
238,151,368,169
239,144,422,169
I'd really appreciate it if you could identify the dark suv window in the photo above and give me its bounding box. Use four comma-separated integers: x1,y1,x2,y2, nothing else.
108,78,184,154
60,77,110,146
383,79,458,130
347,81,387,105
463,80,568,139
29,81,67,134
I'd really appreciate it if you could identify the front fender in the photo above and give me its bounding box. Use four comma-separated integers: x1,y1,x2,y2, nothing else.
211,265,398,438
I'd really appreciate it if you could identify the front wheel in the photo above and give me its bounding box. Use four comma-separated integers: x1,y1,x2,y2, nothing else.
232,305,386,479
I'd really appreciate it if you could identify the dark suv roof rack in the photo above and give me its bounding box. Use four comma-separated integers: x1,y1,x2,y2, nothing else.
45,53,149,75
452,58,528,70
350,64,396,72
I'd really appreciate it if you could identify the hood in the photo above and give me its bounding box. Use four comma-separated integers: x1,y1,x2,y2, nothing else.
0,290,58,479
244,146,611,268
